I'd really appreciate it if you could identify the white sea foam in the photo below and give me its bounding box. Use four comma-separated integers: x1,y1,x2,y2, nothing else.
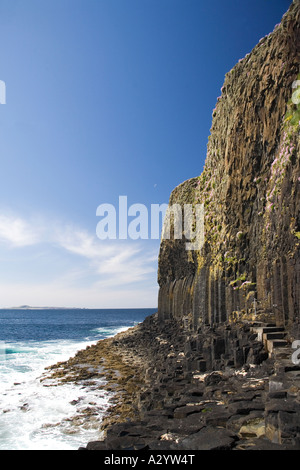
0,307,153,450
92,325,132,337
0,338,114,450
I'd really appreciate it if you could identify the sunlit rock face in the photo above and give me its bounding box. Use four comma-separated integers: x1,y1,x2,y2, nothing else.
158,2,300,337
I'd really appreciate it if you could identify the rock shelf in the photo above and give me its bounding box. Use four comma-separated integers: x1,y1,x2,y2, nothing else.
45,313,300,450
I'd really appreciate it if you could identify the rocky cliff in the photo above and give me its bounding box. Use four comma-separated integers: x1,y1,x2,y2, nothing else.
158,1,300,339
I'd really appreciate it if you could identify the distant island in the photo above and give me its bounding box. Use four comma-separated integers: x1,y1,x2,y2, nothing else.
5,305,87,310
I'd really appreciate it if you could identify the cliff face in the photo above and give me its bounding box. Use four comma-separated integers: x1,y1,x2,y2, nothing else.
158,2,300,337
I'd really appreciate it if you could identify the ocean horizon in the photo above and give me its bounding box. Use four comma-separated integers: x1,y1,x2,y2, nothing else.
0,307,156,450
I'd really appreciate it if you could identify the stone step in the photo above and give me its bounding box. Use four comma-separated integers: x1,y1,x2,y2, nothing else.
261,327,285,333
266,339,288,355
272,347,293,360
247,321,276,328
264,331,285,339
263,332,285,347
251,326,285,342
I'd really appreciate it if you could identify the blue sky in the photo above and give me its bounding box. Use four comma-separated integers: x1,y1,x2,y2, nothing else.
0,0,291,308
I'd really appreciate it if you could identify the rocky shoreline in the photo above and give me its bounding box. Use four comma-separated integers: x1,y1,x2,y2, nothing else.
44,313,300,450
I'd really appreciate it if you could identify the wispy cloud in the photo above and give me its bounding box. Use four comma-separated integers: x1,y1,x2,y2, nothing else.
56,225,158,287
56,227,115,259
0,211,159,307
0,214,41,247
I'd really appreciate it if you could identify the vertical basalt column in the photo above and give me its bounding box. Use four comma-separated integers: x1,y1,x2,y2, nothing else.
280,256,289,326
169,280,176,319
183,275,194,320
192,266,209,329
285,256,300,331
158,284,169,321
256,261,268,310
273,259,284,326
207,269,213,326
219,270,227,323
213,269,219,324
172,279,179,320
293,258,300,331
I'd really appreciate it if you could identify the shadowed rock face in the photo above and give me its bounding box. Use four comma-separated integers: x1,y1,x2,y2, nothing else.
158,1,300,337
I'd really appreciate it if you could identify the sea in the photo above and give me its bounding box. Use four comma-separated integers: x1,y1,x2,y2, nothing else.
0,308,155,450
